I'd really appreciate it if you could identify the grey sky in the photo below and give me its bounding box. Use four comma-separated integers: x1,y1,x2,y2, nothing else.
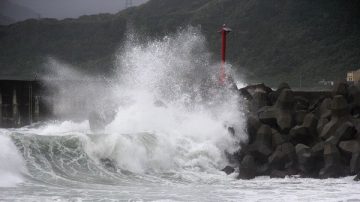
11,0,148,19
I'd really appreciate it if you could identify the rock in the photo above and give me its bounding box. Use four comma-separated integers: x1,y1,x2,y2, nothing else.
248,125,273,162
351,103,360,118
332,81,348,98
320,119,341,140
348,86,360,117
238,155,257,180
290,126,312,145
239,88,252,100
296,143,311,155
272,89,295,132
320,96,352,140
325,122,357,145
295,110,307,126
251,90,270,111
294,96,310,111
277,111,294,133
312,99,331,128
278,82,291,91
318,98,332,119
324,142,339,155
354,172,360,181
311,141,325,157
268,143,296,170
272,130,286,149
351,119,360,134
324,136,337,145
222,166,235,175
233,143,249,164
240,83,360,179
290,113,318,145
268,82,291,105
225,150,239,164
317,117,329,135
276,89,295,108
296,144,316,174
331,95,348,110
270,170,288,178
309,97,328,114
256,125,273,144
246,115,262,144
258,106,277,128
310,141,325,176
257,83,273,94
258,89,296,133
241,83,272,99
257,163,270,175
319,143,346,178
350,153,360,175
275,89,296,132
348,85,360,103
339,140,360,175
339,140,360,154
302,113,318,135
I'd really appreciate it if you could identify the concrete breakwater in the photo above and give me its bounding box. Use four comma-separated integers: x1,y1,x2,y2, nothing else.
227,82,360,181
0,80,52,128
0,79,112,128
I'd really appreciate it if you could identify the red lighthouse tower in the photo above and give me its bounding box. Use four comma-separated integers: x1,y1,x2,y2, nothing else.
218,24,232,85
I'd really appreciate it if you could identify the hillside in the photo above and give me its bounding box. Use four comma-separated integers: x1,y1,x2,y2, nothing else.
0,14,14,25
8,0,149,19
0,0,40,23
0,0,359,87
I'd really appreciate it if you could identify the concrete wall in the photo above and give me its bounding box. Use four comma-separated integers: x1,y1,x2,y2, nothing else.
0,80,52,128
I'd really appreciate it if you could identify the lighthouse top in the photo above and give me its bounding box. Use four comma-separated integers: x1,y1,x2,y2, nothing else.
219,24,232,33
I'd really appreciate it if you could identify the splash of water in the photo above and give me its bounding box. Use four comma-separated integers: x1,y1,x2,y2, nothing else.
89,28,244,173
37,27,246,177
0,132,27,187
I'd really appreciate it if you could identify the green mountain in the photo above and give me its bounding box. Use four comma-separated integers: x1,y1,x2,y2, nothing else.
0,0,359,87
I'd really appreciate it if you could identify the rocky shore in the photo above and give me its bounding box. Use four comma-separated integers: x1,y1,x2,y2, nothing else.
225,82,360,181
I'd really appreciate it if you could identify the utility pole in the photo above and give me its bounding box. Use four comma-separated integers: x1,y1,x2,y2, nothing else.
125,0,133,8
218,24,232,85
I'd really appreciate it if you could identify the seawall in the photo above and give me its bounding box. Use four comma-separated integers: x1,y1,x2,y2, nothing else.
229,82,360,180
0,80,52,128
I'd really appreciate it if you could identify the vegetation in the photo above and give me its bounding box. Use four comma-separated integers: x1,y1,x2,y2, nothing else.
0,0,359,87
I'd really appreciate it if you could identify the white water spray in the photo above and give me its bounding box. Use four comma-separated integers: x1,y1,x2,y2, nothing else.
0,132,27,187
37,27,246,177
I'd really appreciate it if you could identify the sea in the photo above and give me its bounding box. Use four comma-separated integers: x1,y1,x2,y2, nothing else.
1,27,360,202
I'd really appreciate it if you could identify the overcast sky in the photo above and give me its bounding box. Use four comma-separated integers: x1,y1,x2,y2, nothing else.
11,0,148,19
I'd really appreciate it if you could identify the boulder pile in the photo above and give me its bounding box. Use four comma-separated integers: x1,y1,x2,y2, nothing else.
231,82,360,180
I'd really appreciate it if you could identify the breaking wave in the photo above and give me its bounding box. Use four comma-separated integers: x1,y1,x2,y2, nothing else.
1,27,246,188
